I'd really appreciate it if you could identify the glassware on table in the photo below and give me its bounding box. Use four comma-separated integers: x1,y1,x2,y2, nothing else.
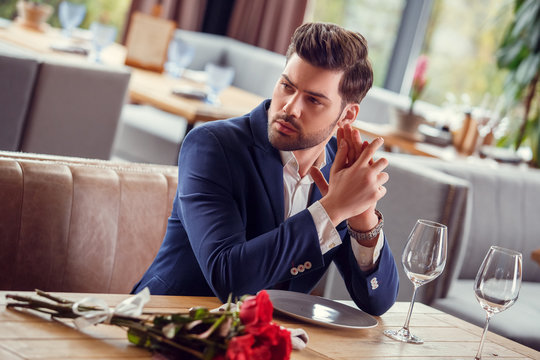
58,1,86,38
165,35,195,78
473,246,522,360
89,21,117,63
384,219,447,344
204,62,235,105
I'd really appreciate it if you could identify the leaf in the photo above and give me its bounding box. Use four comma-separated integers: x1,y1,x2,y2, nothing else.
515,53,540,86
497,40,528,69
511,0,539,38
190,307,210,320
127,328,145,346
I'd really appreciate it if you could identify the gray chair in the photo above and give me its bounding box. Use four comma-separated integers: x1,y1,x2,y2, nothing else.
20,60,131,159
321,156,471,305
0,52,39,151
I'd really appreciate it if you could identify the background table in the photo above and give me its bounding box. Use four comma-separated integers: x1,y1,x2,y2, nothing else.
0,23,263,131
0,292,538,359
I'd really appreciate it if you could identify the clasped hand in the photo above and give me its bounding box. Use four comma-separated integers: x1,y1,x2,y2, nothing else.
311,124,389,232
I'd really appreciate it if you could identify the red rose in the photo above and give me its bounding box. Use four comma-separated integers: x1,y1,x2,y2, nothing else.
251,344,272,360
226,334,254,360
239,290,273,329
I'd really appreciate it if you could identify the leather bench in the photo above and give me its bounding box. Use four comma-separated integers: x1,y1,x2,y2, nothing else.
0,151,177,293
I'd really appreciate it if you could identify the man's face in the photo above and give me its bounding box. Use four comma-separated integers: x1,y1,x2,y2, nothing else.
268,54,348,151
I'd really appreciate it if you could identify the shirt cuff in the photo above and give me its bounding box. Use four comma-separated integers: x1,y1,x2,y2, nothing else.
350,230,384,272
307,201,342,254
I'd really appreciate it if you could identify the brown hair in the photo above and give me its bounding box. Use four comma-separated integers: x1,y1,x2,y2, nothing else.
286,22,373,104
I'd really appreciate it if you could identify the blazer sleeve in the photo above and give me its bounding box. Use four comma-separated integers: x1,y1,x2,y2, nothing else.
177,126,325,300
333,231,399,316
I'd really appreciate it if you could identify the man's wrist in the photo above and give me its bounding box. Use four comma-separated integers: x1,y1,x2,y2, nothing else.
347,209,383,247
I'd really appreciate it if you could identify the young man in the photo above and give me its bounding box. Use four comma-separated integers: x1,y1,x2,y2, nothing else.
133,22,399,316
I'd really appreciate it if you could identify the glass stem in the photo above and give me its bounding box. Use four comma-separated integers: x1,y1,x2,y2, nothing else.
403,284,419,331
474,312,492,360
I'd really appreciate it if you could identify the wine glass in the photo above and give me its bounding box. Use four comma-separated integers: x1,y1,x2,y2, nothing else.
473,246,522,360
384,219,447,344
58,1,86,38
165,35,195,78
89,21,117,63
204,62,235,105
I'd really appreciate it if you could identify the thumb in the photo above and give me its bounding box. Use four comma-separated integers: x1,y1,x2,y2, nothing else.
309,166,329,196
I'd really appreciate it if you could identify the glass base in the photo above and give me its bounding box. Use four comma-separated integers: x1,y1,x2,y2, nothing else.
384,328,423,344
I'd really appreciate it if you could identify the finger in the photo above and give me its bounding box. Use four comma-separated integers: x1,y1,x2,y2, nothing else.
377,185,387,199
377,171,389,185
336,126,344,145
370,157,389,173
343,125,355,165
352,128,364,159
332,139,349,174
309,166,329,196
356,137,384,166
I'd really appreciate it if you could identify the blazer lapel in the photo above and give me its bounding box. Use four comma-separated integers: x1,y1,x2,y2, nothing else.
250,100,284,226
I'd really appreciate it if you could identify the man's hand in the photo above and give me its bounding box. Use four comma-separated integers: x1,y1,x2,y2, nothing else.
310,124,388,231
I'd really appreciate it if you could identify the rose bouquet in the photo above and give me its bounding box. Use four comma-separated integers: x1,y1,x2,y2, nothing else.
6,289,292,360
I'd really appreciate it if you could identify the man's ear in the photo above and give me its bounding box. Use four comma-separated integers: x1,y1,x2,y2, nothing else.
338,103,360,127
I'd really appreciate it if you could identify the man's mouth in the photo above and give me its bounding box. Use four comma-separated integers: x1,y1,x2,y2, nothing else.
274,119,298,135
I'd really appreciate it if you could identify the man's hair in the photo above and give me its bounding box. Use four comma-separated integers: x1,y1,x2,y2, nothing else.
286,22,373,104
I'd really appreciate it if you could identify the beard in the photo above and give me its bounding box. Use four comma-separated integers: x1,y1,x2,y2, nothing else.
267,113,340,151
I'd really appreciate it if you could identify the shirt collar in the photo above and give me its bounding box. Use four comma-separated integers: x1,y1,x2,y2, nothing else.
279,149,327,174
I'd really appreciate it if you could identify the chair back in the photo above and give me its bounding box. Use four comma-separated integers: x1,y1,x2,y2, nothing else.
20,60,131,159
0,52,39,151
322,157,471,304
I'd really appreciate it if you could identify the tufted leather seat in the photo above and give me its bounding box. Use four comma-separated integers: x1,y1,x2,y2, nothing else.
0,151,177,293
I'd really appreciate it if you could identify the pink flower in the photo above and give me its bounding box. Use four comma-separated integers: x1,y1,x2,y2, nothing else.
410,55,429,113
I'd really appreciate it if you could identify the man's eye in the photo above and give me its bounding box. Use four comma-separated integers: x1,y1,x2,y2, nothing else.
281,82,292,90
309,97,321,105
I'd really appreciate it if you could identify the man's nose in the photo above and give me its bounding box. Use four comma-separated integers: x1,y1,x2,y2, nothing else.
283,94,302,119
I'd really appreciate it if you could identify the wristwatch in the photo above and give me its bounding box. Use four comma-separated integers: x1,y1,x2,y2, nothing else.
347,209,384,244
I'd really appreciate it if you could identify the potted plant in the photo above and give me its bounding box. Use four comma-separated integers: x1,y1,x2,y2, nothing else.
393,55,429,137
496,0,540,167
16,0,53,32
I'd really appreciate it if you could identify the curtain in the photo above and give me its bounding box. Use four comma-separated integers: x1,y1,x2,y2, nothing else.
226,0,308,54
123,0,307,54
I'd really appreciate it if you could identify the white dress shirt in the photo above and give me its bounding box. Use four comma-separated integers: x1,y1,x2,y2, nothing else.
280,150,383,271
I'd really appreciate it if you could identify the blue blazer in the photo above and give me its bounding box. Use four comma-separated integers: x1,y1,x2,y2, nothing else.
133,100,399,315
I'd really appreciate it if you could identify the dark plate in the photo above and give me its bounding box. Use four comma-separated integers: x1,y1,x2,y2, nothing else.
267,290,378,329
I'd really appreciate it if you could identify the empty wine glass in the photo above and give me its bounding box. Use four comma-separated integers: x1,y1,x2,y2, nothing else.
473,246,522,360
384,219,447,344
165,35,195,78
58,1,86,38
204,62,235,105
89,21,117,63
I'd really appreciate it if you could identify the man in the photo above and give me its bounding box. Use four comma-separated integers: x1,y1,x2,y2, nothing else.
133,22,399,316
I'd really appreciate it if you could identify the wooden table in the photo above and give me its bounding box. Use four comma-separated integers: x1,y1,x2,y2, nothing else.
0,23,263,133
354,120,459,161
1,292,538,359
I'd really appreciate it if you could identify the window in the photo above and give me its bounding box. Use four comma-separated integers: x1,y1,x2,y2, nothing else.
420,0,513,106
304,0,406,87
305,0,514,108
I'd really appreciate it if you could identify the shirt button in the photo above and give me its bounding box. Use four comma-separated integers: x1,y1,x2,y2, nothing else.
329,243,336,249
304,261,312,269
290,267,298,275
